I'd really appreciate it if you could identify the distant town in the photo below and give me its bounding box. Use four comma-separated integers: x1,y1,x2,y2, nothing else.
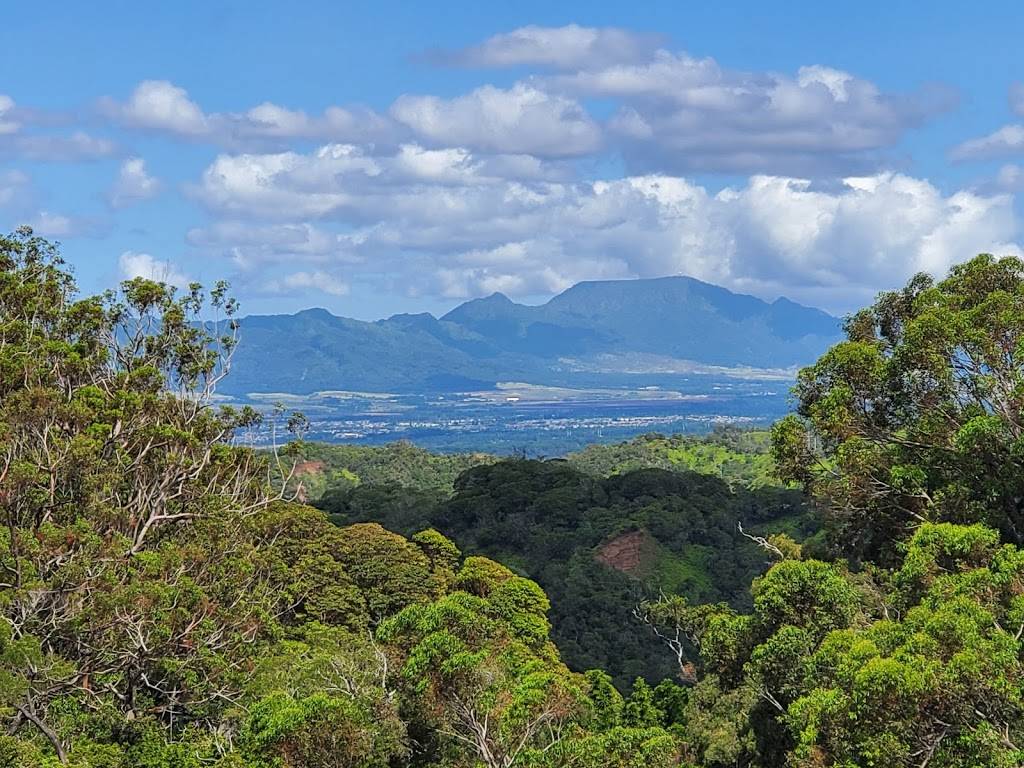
234,378,788,454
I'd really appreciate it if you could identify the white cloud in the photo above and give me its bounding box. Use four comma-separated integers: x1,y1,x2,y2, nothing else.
189,142,1020,312
186,220,367,273
97,39,944,176
545,51,949,174
119,251,193,288
797,66,854,102
950,84,1024,163
100,80,393,147
104,80,209,136
17,132,115,162
15,131,117,161
26,211,74,236
0,95,117,161
193,144,377,218
238,102,392,142
433,24,663,70
0,170,29,207
391,83,602,157
951,124,1024,161
24,210,108,238
108,157,161,208
189,141,576,226
995,163,1024,191
277,270,349,296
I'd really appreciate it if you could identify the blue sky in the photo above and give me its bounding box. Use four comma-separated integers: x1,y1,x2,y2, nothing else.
3,1,1024,319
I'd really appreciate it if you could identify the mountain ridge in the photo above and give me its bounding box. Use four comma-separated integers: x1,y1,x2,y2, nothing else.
220,275,843,395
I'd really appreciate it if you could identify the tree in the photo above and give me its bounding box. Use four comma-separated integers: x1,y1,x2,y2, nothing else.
773,254,1024,561
782,523,1024,767
238,623,407,768
332,522,443,621
661,524,1024,767
378,558,581,768
0,229,286,761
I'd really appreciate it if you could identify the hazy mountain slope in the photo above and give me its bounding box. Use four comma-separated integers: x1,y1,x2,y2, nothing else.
444,276,840,367
223,276,842,395
222,308,505,393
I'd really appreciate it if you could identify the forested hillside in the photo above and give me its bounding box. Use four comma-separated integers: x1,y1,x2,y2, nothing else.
286,425,780,501
566,428,778,488
317,455,813,687
3,229,1024,767
284,440,497,502
293,429,808,686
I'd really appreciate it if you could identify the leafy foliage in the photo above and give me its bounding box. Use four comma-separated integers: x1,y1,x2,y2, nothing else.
8,233,1024,767
567,427,780,489
0,231,689,766
320,456,815,687
773,254,1024,561
284,439,496,503
643,524,1024,767
0,227,275,762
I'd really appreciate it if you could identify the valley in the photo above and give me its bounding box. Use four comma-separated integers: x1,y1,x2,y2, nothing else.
235,374,791,453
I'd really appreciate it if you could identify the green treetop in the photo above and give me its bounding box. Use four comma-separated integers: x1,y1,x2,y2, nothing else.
772,254,1024,561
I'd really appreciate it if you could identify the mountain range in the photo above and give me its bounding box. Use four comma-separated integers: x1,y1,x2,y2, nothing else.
220,275,843,395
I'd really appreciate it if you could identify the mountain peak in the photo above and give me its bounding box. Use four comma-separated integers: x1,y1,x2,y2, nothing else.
441,291,519,323
469,291,515,308
224,274,843,395
294,306,337,320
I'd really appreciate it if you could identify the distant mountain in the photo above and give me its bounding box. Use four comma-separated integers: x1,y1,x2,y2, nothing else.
221,276,842,395
443,276,839,365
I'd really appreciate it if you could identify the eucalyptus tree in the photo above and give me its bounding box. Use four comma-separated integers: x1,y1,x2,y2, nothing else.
773,254,1024,560
0,228,290,761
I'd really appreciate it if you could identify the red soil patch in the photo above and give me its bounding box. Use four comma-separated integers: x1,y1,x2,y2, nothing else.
595,530,650,576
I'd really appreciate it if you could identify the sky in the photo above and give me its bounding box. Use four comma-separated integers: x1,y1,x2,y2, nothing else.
3,1,1024,319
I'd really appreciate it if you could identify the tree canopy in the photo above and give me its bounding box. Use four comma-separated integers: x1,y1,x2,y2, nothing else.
6,231,1024,767
0,230,691,766
773,254,1024,561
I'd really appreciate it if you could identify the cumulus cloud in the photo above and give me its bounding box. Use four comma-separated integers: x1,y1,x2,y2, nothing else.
102,80,209,135
7,25,994,311
99,80,393,147
108,157,161,208
238,102,392,143
391,83,602,157
951,124,1024,161
189,141,577,224
95,30,947,176
429,24,664,69
119,251,192,288
544,52,951,174
187,142,1020,311
192,144,374,219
